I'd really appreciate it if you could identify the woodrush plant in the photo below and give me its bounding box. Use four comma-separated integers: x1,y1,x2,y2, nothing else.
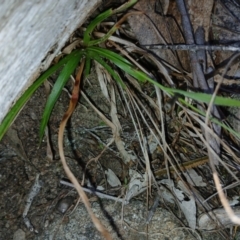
1,0,240,237
0,0,240,141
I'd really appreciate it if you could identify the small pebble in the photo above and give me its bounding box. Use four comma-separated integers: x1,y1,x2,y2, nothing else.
44,219,49,228
56,196,74,214
13,229,25,240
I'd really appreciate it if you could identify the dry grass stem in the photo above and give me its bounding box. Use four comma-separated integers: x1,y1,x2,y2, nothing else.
58,59,112,239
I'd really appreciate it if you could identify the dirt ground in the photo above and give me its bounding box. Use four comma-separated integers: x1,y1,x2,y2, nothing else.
0,68,227,240
1,0,240,239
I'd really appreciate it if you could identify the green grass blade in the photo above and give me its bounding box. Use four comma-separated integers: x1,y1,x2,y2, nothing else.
170,89,240,107
84,55,91,78
87,46,132,65
83,9,113,45
139,74,240,107
92,54,125,87
180,98,240,139
87,47,151,83
39,51,83,140
83,0,137,46
87,26,119,46
87,47,148,83
89,47,240,107
0,50,81,141
88,47,159,83
112,0,138,14
87,13,130,46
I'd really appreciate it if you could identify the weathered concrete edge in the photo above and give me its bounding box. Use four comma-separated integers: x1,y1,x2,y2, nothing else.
0,0,101,123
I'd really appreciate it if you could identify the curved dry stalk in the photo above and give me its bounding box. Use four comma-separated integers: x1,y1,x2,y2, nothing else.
125,89,152,193
58,59,112,239
116,11,143,28
109,40,152,76
176,0,221,169
81,90,135,164
125,74,160,119
185,110,239,181
94,32,136,47
203,180,240,203
181,107,240,165
185,113,240,225
205,54,240,132
155,86,170,179
122,86,184,182
120,86,188,199
204,52,240,226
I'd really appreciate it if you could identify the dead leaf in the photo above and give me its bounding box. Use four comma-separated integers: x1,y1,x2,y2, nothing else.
177,180,197,229
183,169,206,187
160,179,196,229
186,0,214,40
95,61,110,102
125,169,148,203
105,168,121,187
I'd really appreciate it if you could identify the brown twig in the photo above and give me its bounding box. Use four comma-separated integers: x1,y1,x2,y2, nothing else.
142,44,240,52
175,0,208,90
58,59,112,239
175,0,221,168
154,156,209,177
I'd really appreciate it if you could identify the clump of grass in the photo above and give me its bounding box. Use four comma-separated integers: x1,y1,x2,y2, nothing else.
1,0,240,141
1,0,240,236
